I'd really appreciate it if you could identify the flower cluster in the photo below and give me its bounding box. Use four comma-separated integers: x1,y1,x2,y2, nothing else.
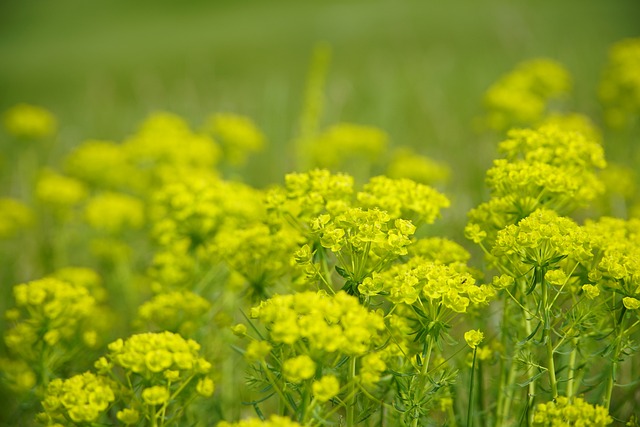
360,257,492,311
598,37,640,129
39,372,117,425
492,208,592,269
123,112,221,177
35,169,87,211
309,123,388,169
0,197,33,239
266,169,354,225
84,192,145,234
357,176,450,225
467,125,606,246
5,277,100,362
217,416,303,427
532,396,612,426
583,217,640,299
385,147,450,185
64,139,138,191
249,291,385,356
135,291,211,336
2,103,57,139
482,58,571,131
202,113,265,165
213,223,304,296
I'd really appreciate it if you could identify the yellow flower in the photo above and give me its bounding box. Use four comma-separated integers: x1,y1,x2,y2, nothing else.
245,340,272,363
196,377,215,397
142,386,170,405
117,408,140,424
623,297,640,310
464,330,484,349
282,355,316,383
312,375,340,402
3,103,57,138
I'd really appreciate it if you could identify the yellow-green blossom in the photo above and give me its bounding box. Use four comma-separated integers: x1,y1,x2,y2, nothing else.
532,396,612,426
312,375,340,402
3,103,57,138
35,169,87,209
84,192,144,234
0,198,33,239
482,58,571,131
64,139,139,191
623,297,640,310
202,113,265,165
386,147,450,185
464,330,484,349
217,415,303,427
40,372,116,425
283,355,316,383
249,291,385,356
598,37,640,129
357,176,450,225
309,123,388,169
136,291,211,336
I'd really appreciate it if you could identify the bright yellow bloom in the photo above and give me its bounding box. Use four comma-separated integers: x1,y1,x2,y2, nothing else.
464,330,484,349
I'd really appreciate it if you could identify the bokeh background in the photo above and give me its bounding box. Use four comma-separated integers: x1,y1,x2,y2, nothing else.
1,0,639,226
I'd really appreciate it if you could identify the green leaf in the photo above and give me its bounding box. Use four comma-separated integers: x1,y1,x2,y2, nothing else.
335,265,350,279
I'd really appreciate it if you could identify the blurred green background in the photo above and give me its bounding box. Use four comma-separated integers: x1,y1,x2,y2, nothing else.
1,0,639,225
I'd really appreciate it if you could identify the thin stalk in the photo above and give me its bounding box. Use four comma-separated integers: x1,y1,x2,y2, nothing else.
411,335,435,427
541,274,558,398
566,339,578,399
603,306,627,410
346,356,357,427
467,348,478,427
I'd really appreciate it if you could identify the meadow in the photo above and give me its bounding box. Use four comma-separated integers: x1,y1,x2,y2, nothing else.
1,0,640,426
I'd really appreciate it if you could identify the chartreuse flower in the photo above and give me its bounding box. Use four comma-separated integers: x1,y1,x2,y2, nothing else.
135,290,211,336
357,176,450,225
598,37,640,129
467,125,606,249
0,198,33,239
4,277,104,377
213,223,305,297
464,330,484,349
360,257,492,311
312,375,340,402
202,113,265,165
123,112,221,176
64,139,140,191
84,192,144,234
309,122,388,170
386,147,450,185
244,291,387,424
2,103,57,138
217,415,304,427
38,372,116,425
151,174,264,250
309,207,416,295
408,237,471,265
35,169,87,211
265,169,354,226
532,396,612,426
482,58,571,131
97,332,214,425
0,358,36,393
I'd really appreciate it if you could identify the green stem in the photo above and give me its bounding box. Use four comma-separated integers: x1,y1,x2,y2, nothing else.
467,348,478,427
603,306,627,410
346,356,357,427
541,273,558,399
411,335,435,427
566,339,578,399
